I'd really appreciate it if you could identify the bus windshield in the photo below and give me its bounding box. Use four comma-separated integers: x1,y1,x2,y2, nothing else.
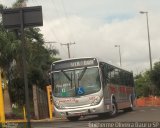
53,67,101,97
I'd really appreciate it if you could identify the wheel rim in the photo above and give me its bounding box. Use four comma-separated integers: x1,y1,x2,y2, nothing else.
111,103,116,115
130,97,134,108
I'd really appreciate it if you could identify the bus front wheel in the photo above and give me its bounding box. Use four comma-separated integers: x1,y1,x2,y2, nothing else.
67,116,80,121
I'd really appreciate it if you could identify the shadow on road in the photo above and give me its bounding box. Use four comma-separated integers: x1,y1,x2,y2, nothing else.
77,110,133,122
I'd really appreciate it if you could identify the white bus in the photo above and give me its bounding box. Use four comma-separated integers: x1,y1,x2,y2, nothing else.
50,57,135,121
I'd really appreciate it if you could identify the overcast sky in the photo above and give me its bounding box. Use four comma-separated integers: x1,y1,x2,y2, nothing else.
1,0,160,74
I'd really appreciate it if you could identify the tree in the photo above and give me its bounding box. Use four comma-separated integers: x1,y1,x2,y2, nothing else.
0,0,60,107
12,0,27,8
150,61,160,95
134,72,151,97
0,4,19,115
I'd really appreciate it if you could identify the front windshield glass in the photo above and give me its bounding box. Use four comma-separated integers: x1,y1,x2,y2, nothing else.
53,67,101,97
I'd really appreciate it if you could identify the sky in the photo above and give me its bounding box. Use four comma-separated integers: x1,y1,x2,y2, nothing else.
1,0,160,74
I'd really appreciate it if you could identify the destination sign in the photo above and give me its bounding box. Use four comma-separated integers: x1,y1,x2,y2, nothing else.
52,58,98,71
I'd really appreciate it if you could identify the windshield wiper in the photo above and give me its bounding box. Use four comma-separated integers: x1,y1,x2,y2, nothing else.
61,70,71,81
78,67,87,81
76,67,87,94
61,70,73,89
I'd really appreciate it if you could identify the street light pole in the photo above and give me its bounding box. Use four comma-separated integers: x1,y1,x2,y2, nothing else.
20,9,31,128
140,11,152,71
115,45,122,67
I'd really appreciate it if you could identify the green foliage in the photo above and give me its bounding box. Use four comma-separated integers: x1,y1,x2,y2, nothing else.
12,0,26,8
25,28,44,44
0,23,20,72
12,107,24,119
0,25,59,105
0,4,4,10
135,61,160,97
150,61,160,92
0,1,60,105
135,72,151,98
150,61,160,96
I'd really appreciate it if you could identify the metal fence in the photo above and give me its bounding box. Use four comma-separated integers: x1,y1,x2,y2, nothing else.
33,85,49,119
136,96,160,107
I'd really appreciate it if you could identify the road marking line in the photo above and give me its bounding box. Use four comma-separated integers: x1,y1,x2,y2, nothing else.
140,110,145,112
151,109,157,111
33,127,52,128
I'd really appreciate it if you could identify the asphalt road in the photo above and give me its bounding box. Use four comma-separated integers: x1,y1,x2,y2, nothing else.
31,106,160,128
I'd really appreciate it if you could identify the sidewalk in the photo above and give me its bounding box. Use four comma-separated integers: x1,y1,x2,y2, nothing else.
31,117,66,123
0,117,65,124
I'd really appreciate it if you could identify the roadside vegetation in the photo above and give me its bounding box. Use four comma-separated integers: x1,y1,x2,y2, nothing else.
135,61,160,98
0,0,60,118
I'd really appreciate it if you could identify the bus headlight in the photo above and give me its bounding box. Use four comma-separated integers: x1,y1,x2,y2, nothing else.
90,96,101,106
54,101,65,109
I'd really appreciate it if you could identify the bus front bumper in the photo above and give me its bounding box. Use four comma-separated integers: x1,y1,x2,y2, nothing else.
54,98,110,118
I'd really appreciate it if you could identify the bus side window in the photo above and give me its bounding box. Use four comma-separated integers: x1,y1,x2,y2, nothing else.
123,73,127,86
100,63,106,86
119,71,124,85
105,64,111,84
125,73,130,86
110,66,116,84
115,68,120,85
101,63,110,85
131,74,134,87
128,74,133,87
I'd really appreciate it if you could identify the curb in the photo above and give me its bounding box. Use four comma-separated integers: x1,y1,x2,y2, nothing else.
0,118,66,124
31,118,66,123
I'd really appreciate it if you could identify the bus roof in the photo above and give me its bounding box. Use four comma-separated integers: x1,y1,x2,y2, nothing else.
51,57,97,64
52,57,133,74
99,61,133,74
51,57,98,71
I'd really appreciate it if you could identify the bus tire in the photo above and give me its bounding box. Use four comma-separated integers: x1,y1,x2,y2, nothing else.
109,100,118,117
67,116,80,121
98,113,106,118
124,95,135,112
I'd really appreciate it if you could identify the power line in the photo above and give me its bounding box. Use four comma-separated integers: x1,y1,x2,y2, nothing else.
44,41,60,57
50,0,69,41
49,0,75,43
37,0,68,55
60,0,75,42
44,41,58,49
32,0,74,56
61,42,75,58
34,0,61,43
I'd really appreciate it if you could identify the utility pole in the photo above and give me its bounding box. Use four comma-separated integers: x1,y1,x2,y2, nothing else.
61,42,75,58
